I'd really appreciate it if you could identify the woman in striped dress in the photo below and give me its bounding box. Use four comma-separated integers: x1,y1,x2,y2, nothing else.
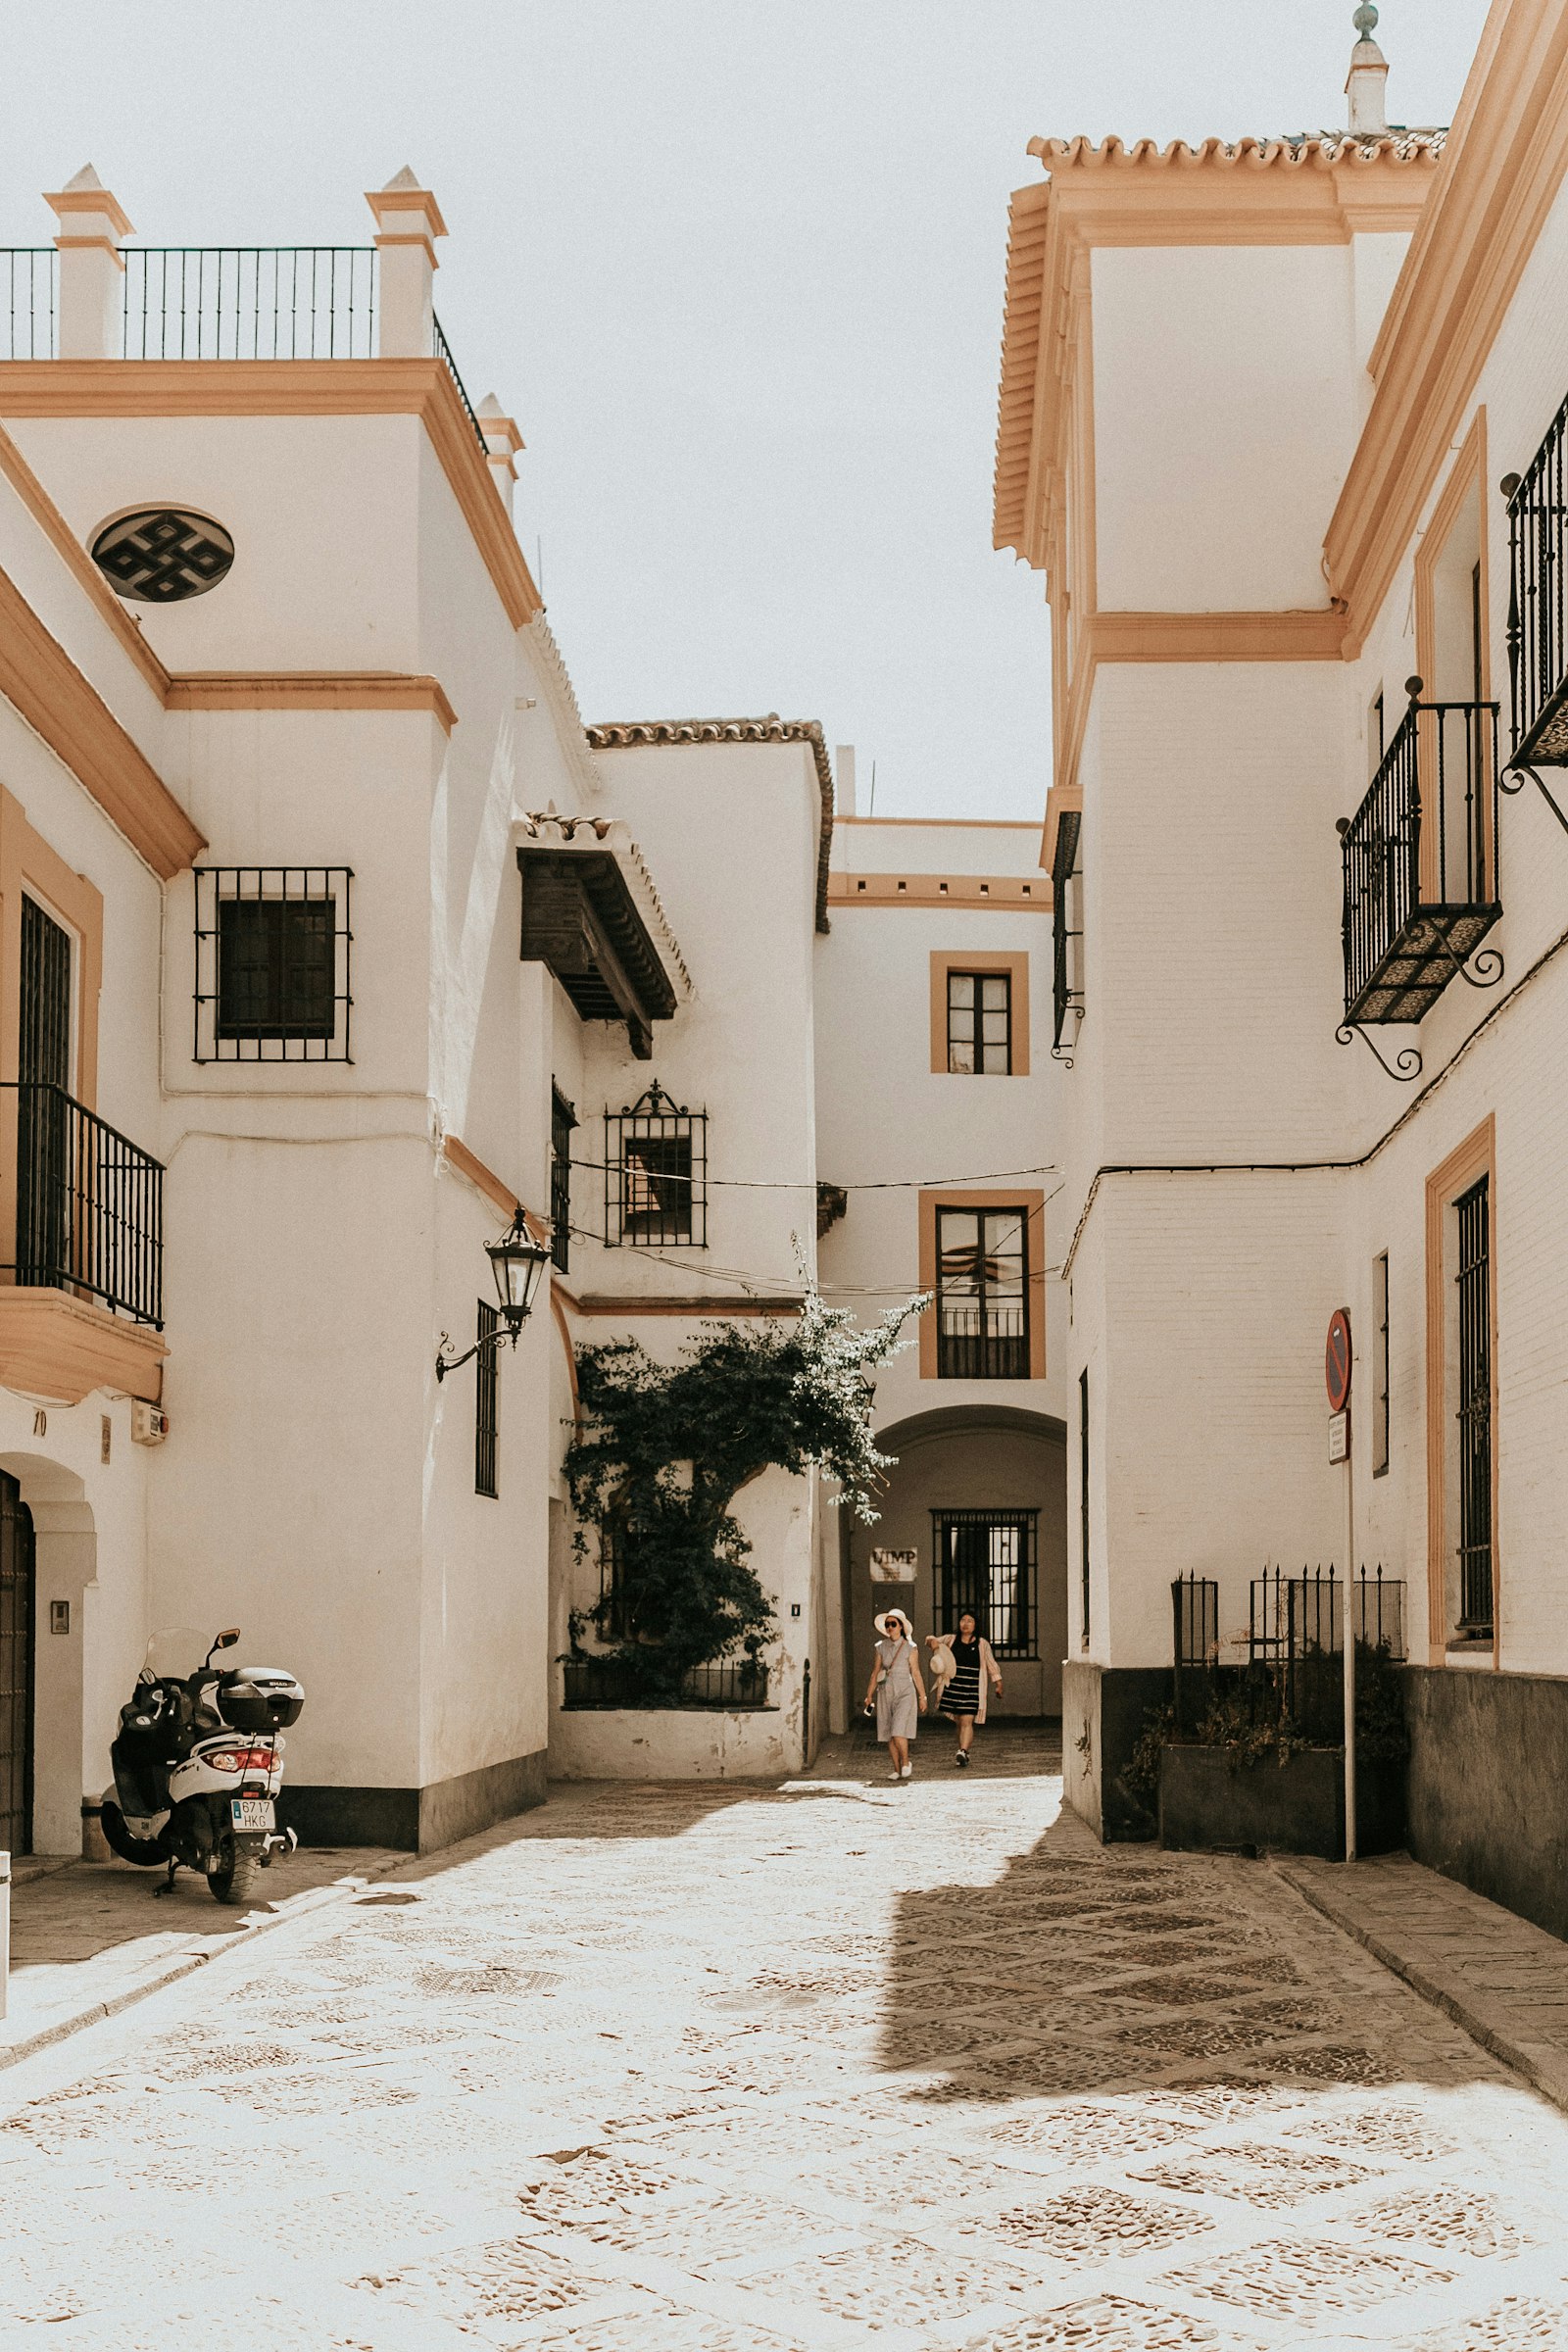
929,1610,1003,1766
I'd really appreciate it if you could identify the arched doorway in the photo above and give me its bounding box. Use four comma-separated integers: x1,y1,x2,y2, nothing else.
840,1405,1067,1729
0,1471,36,1854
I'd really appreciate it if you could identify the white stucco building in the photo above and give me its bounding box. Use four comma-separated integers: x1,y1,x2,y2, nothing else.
995,0,1568,1933
0,168,1058,1855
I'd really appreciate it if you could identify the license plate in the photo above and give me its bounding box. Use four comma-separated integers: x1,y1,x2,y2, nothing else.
231,1797,274,1833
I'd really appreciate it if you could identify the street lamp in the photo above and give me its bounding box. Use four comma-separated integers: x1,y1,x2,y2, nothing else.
435,1208,553,1381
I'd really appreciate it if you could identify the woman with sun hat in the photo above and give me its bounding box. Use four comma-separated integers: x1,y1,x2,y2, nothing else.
863,1607,927,1782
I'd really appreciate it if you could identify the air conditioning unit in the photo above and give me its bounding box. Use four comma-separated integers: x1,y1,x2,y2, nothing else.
131,1401,170,1446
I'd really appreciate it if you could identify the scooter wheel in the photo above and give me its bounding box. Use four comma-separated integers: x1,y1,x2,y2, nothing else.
206,1836,261,1907
99,1801,166,1868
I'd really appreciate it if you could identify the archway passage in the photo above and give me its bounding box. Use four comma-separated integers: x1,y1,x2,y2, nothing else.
842,1405,1067,1732
0,1470,36,1854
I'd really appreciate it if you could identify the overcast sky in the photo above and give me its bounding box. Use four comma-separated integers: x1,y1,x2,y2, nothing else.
6,1,1492,818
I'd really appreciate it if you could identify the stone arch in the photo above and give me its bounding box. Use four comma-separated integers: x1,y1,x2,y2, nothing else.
834,1403,1068,1733
0,1452,94,1857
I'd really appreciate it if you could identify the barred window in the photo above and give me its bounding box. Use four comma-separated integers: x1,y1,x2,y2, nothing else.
606,1084,707,1248
599,1515,637,1640
936,1205,1028,1379
551,1085,576,1274
947,971,1011,1074
195,867,353,1061
474,1300,499,1498
933,1509,1039,1659
1052,811,1083,1060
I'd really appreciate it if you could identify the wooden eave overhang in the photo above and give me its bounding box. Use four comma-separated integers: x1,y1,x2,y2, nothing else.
517,839,679,1060
994,133,1443,567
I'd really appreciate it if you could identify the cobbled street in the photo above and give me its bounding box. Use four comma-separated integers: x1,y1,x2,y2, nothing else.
5,1729,1568,2352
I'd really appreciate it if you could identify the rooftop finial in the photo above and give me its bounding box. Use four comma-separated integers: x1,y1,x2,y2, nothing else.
1347,0,1389,136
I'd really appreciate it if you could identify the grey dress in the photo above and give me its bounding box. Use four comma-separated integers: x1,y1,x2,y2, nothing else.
874,1636,919,1740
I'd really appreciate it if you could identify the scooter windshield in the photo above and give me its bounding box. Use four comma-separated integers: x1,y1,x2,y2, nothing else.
139,1626,211,1684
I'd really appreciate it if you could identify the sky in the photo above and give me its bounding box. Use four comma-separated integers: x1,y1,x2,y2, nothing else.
4,1,1493,819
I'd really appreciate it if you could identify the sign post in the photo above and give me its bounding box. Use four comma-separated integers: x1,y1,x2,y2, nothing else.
1326,1308,1356,1865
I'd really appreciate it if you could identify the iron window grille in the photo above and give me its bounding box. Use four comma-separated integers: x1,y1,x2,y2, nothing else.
551,1085,577,1274
598,1516,636,1642
935,1205,1029,1378
932,1509,1039,1660
605,1084,707,1248
947,971,1011,1073
1454,1176,1494,1639
1170,1572,1220,1732
194,868,353,1061
1052,809,1084,1060
474,1300,500,1498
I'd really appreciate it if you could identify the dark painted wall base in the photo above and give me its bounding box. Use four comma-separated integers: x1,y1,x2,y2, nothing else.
1062,1657,1170,1842
1159,1745,1403,1859
281,1746,548,1855
1406,1665,1568,1940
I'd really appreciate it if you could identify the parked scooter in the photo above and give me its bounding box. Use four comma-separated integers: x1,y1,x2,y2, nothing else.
99,1625,305,1905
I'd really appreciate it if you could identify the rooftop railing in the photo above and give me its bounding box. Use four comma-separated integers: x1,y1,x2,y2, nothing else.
1,250,56,359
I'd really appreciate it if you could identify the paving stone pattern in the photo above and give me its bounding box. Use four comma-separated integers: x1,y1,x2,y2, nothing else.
3,1728,1568,2348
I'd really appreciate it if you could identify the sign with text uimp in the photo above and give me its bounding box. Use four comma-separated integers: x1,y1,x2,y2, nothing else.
870,1547,917,1583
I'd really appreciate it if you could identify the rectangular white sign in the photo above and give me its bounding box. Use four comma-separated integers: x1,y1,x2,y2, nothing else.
1328,1410,1349,1464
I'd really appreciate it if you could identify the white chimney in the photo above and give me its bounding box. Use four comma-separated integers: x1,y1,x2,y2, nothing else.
1346,3,1390,137
836,745,857,817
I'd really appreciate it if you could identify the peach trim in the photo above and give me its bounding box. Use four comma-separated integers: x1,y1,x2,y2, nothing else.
1424,1116,1498,1665
0,1290,165,1404
829,872,1050,912
44,185,134,238
0,785,104,1108
917,1188,1047,1383
0,361,543,629
928,950,1031,1076
1413,409,1490,697
0,556,204,881
365,184,450,237
835,814,1039,831
478,412,524,457
1042,779,1083,875
167,672,458,733
1090,610,1348,662
1328,4,1568,648
52,238,125,270
0,423,170,696
372,233,439,267
439,1134,551,1250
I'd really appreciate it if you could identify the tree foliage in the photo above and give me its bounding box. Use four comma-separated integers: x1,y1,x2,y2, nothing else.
564,1284,925,1697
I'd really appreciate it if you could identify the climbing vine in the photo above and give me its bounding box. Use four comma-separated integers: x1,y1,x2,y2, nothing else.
564,1283,925,1701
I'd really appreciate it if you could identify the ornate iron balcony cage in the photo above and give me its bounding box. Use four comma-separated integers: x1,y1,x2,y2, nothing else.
1052,808,1084,1061
0,1082,164,1327
550,1085,576,1275
1506,393,1568,766
1339,690,1501,1026
604,1084,708,1249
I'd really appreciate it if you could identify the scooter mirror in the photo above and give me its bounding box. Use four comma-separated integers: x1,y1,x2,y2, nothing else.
217,1629,239,1648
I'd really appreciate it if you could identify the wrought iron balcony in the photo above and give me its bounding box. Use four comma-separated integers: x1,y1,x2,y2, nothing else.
1339,690,1501,1027
1505,392,1568,766
0,1083,164,1328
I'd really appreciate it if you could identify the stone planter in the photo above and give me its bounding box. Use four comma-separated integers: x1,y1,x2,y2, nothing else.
1158,1741,1404,1859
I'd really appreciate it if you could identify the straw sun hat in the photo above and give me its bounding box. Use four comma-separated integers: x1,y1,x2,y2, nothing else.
874,1609,913,1638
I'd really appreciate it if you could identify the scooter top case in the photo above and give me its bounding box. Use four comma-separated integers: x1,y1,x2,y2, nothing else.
215,1667,304,1733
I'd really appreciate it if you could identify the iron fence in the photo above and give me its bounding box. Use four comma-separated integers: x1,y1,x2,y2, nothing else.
1170,1573,1219,1733
1506,392,1568,764
433,311,490,458
562,1655,769,1711
122,247,376,360
0,1082,163,1327
1340,696,1501,1022
0,250,55,359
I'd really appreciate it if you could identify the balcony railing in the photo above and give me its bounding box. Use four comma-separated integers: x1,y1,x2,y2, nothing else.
122,246,377,361
1506,393,1568,766
1340,693,1501,1025
0,1083,164,1328
1,249,56,358
936,1313,1029,1380
0,245,491,460
562,1655,770,1711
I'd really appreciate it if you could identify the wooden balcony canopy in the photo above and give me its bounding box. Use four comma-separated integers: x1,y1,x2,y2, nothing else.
517,843,678,1059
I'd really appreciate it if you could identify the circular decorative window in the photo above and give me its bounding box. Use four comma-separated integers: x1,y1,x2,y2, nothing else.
89,507,235,603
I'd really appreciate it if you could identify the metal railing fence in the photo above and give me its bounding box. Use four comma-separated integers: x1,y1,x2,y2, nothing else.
0,1082,164,1327
0,251,55,358
122,246,376,360
562,1655,769,1711
1507,392,1568,764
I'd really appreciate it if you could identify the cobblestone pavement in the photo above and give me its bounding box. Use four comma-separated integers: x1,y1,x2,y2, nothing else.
5,1726,1568,2350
